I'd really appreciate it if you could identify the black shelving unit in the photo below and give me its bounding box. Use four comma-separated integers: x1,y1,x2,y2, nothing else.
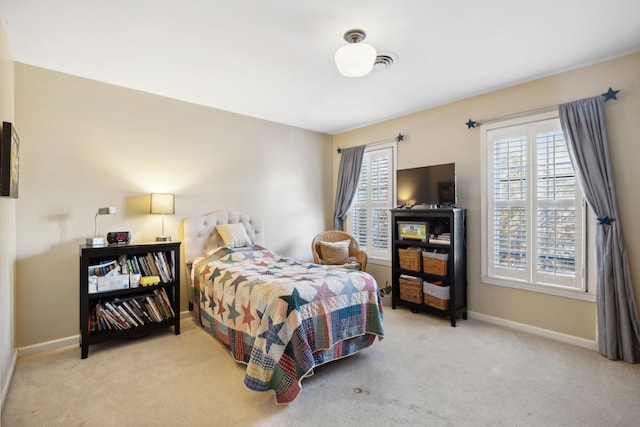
391,208,467,326
79,242,181,358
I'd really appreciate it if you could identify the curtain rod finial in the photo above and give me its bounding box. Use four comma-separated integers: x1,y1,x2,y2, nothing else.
602,87,620,101
337,147,343,154
466,119,477,129
396,133,405,142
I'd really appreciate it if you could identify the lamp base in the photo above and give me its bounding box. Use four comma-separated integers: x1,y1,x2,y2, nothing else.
156,236,171,242
86,236,106,247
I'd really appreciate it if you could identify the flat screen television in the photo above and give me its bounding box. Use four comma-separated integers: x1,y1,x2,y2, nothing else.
396,163,457,208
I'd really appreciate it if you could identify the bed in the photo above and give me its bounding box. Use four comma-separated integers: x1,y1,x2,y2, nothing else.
183,210,384,404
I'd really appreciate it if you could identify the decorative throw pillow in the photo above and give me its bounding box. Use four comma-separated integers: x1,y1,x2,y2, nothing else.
319,240,350,265
215,223,252,248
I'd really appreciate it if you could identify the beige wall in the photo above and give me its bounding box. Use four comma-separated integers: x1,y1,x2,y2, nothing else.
14,64,333,348
0,20,16,411
10,49,640,349
334,52,640,341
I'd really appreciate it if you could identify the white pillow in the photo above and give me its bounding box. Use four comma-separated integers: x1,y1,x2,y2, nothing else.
319,240,350,265
215,223,252,248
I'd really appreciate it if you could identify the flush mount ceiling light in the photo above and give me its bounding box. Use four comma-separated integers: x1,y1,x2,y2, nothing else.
334,29,377,78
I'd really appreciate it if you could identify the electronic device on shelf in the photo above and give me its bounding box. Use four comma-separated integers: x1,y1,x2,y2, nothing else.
396,163,457,207
106,231,131,245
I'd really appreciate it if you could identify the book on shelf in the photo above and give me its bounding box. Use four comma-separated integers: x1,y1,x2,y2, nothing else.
89,252,175,288
145,296,163,322
131,298,155,323
162,252,174,281
430,239,449,245
135,255,149,276
152,291,169,319
156,288,175,317
104,301,131,328
102,308,125,330
88,259,118,277
101,302,129,329
90,289,175,331
121,300,144,326
153,252,169,283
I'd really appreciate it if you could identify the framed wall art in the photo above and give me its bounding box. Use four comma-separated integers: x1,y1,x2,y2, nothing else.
1,121,20,198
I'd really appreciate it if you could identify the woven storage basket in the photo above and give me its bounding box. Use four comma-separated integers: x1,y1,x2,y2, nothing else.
422,251,448,276
422,281,450,310
423,294,449,310
398,247,422,271
399,276,423,304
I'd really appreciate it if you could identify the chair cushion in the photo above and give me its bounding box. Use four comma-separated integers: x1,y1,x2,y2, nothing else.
318,240,350,265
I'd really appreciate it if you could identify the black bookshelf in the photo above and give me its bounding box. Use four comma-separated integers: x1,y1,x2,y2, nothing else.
391,208,467,326
79,242,181,358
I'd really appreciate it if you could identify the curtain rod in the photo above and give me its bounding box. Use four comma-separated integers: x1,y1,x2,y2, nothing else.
337,133,405,154
464,87,620,129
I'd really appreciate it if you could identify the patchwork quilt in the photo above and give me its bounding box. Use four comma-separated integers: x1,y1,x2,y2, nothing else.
191,245,384,404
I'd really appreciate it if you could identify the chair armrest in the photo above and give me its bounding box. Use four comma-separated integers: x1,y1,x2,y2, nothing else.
311,242,321,264
353,250,368,272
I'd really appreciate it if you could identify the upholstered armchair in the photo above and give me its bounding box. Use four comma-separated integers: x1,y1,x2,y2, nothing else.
311,230,368,272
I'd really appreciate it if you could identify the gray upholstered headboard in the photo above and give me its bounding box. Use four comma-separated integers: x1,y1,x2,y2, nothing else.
183,210,265,265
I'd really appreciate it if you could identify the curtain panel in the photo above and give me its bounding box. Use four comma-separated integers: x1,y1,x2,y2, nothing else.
559,96,640,363
333,145,365,230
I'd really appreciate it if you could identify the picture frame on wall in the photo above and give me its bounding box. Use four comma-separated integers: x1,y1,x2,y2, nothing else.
0,121,20,198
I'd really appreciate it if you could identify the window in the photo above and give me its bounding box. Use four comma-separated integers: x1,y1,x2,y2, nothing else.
347,144,395,264
481,111,590,298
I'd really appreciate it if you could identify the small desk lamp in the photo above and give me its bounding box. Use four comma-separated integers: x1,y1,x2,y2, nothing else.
87,207,117,246
150,193,175,242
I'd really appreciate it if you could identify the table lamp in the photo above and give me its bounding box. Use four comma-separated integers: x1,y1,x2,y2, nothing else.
150,193,175,241
86,207,116,246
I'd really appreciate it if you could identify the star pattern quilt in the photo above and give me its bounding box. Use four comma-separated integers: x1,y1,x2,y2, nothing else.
191,245,384,404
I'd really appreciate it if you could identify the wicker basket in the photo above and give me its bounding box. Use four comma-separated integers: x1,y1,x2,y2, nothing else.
423,252,448,276
398,247,422,271
423,293,449,310
423,281,450,310
399,276,423,304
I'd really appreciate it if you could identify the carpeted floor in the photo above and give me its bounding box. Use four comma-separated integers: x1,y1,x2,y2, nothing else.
3,308,640,427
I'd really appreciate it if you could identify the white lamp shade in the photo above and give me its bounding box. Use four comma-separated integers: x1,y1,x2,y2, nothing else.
150,193,175,214
334,42,376,77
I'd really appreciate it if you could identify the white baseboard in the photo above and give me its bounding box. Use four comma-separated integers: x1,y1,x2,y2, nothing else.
1,350,17,414
468,310,598,351
15,310,193,358
13,310,597,359
16,335,78,358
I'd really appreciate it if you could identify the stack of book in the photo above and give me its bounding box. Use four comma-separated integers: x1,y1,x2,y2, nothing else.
126,251,175,283
89,288,175,332
430,233,451,245
87,251,176,294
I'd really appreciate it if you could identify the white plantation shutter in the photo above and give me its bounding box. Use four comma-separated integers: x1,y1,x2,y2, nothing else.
535,128,580,285
492,134,528,278
349,145,394,261
483,112,585,292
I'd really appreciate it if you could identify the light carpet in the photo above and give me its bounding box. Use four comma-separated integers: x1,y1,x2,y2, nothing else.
3,308,640,427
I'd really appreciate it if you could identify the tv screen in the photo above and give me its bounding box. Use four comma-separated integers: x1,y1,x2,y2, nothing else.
397,163,456,207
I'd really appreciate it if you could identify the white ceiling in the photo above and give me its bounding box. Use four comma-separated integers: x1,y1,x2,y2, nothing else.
2,1,639,135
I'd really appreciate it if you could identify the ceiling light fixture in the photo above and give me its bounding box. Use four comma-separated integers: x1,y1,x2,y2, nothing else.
334,29,377,78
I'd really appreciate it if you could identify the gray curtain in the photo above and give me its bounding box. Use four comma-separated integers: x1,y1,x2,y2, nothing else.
559,96,640,363
333,145,365,230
